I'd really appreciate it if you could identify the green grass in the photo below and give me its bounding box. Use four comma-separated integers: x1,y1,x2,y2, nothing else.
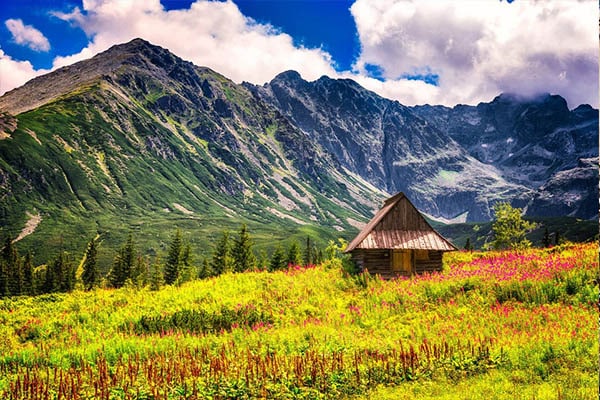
0,243,596,398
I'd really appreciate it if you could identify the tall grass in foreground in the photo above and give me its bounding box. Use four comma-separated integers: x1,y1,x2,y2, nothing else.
0,243,596,399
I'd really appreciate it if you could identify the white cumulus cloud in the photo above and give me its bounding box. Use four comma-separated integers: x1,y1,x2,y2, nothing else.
350,0,598,107
51,0,337,85
5,19,51,52
0,50,50,95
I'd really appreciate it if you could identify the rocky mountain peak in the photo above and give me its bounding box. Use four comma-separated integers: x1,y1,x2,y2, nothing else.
271,70,304,84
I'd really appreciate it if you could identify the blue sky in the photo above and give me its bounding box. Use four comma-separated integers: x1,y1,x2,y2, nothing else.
0,0,597,107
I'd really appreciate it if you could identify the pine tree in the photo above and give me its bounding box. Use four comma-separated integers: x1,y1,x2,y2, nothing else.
45,251,74,293
179,243,194,283
542,227,551,248
121,234,136,282
164,229,183,285
464,238,473,251
286,241,302,266
313,248,324,265
554,231,561,246
61,253,76,292
149,256,163,291
198,258,212,279
304,236,313,266
2,236,20,296
232,224,256,273
210,231,233,275
82,239,98,291
109,234,136,288
0,258,6,297
132,255,148,287
269,245,287,271
256,249,269,271
21,251,34,296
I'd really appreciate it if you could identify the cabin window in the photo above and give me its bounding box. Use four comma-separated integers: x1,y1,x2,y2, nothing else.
415,250,429,260
391,250,412,273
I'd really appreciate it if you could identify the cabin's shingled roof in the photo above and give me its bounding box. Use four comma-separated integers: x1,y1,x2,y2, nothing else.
345,192,457,252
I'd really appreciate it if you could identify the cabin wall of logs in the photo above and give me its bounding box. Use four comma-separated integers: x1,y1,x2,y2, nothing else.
350,249,444,279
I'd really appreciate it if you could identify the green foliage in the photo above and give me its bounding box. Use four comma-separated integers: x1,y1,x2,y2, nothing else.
43,251,75,293
286,241,303,266
122,306,273,335
164,229,183,285
210,231,233,275
108,234,137,288
21,252,34,296
1,237,18,296
149,256,163,291
269,245,287,271
464,237,473,251
303,236,313,265
325,238,347,260
542,227,551,248
81,238,99,291
490,202,535,250
198,258,212,279
231,224,256,272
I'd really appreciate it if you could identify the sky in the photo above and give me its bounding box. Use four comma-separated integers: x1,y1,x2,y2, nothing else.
0,0,597,108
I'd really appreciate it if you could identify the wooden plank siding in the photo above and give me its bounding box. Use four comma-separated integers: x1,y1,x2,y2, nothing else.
351,249,444,279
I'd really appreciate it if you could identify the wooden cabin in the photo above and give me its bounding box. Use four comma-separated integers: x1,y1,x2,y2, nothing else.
345,192,457,279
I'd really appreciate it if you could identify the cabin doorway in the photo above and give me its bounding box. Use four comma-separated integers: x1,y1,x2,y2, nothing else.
391,250,413,274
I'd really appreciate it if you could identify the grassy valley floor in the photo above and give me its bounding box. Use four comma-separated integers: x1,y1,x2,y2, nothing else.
0,243,597,399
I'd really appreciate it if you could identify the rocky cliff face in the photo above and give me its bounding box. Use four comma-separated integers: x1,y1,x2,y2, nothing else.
411,94,598,218
247,73,538,222
526,157,598,219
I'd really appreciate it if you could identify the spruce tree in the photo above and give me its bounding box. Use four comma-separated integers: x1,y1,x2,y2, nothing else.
232,224,255,273
304,236,313,266
121,234,136,282
21,251,34,296
256,249,269,271
198,258,212,279
109,234,136,288
149,256,163,291
2,236,20,296
132,255,148,287
269,245,287,271
286,241,302,266
82,239,98,291
464,238,473,251
179,243,195,283
210,231,232,275
542,228,551,248
45,251,74,293
164,229,183,285
0,258,6,297
60,252,76,292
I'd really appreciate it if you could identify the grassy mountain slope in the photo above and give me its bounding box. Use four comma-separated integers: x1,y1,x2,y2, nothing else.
0,39,384,267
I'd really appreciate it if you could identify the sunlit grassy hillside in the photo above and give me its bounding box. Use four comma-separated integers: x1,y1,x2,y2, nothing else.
0,243,597,399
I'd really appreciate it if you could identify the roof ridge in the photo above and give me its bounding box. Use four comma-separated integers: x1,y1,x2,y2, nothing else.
345,192,457,252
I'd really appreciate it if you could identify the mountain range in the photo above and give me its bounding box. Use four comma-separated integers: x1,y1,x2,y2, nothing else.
0,38,596,264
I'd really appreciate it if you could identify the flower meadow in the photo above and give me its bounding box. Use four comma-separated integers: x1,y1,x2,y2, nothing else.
0,243,596,399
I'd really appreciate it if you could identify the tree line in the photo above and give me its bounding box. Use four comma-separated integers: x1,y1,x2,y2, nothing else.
0,224,333,298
